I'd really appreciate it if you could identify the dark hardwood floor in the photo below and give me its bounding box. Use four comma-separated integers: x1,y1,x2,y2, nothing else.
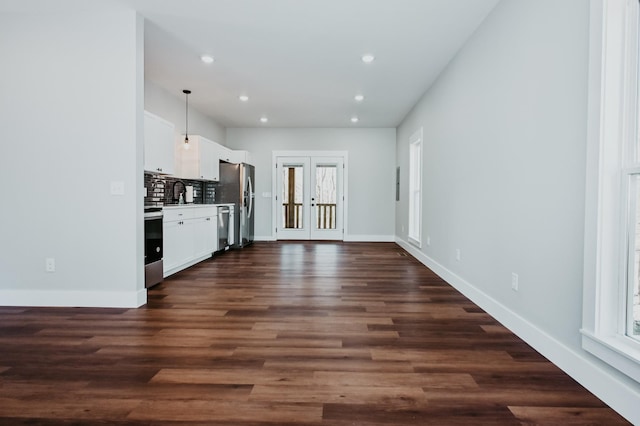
0,242,630,425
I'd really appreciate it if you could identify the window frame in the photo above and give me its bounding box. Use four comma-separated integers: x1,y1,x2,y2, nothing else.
625,173,640,339
581,0,640,383
408,128,423,248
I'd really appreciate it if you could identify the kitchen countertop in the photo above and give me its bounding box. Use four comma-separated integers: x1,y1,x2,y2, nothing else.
163,203,235,209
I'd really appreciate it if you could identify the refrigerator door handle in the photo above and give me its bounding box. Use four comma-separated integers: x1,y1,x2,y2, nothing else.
247,176,254,219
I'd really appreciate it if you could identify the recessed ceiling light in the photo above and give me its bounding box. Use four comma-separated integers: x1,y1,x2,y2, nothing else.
200,54,214,64
239,95,249,102
361,54,375,64
260,117,268,123
351,117,359,123
354,94,365,102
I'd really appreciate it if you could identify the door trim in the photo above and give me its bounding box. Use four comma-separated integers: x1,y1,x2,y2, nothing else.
272,150,348,241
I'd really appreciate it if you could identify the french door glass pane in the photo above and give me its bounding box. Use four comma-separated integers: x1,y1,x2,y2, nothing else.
282,166,304,229
315,165,337,229
630,174,640,340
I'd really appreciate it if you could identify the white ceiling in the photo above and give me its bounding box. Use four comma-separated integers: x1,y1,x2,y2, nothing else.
3,0,501,128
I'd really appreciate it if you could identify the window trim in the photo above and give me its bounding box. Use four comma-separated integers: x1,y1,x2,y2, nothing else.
408,128,423,248
581,0,640,383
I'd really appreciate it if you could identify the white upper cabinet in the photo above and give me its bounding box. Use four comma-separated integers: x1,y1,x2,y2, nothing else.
144,111,175,175
175,135,220,181
217,144,233,163
174,134,252,180
229,150,252,165
218,145,252,165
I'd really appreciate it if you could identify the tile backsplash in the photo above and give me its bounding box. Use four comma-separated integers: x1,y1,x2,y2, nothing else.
144,173,216,206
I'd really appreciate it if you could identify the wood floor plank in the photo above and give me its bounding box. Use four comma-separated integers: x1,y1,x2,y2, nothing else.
127,400,323,423
509,406,632,425
0,241,630,425
313,371,478,389
95,346,235,359
262,359,414,373
151,367,314,385
210,337,344,349
423,388,607,408
0,396,141,420
322,402,521,426
232,346,371,360
249,384,427,405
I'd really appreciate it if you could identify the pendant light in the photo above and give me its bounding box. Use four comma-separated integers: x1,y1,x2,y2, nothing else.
183,89,191,150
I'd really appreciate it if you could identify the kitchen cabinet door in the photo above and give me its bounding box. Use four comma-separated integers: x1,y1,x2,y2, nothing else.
217,145,233,163
144,111,175,175
193,215,217,258
163,220,181,275
163,219,194,276
199,138,219,181
229,150,252,165
176,135,219,181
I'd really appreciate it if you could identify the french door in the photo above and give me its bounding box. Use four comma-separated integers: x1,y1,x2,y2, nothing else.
276,156,344,240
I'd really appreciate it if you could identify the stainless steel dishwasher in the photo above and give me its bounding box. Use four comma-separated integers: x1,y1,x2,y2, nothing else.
216,206,231,251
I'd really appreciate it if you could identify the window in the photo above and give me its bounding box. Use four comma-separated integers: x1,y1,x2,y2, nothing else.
582,0,640,383
408,128,423,247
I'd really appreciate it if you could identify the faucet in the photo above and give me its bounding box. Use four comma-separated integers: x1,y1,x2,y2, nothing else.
172,180,186,204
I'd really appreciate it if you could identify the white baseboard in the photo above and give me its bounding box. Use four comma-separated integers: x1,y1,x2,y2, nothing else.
163,254,212,278
344,234,395,242
395,236,640,425
0,288,147,308
254,235,394,242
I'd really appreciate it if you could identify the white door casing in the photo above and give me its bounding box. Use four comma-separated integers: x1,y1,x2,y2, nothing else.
273,151,347,241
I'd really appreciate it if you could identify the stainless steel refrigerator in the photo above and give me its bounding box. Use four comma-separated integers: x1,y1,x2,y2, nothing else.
216,162,255,247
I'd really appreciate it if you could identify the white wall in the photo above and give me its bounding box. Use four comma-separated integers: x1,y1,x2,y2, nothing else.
145,80,226,145
395,0,640,422
227,128,396,241
0,10,145,307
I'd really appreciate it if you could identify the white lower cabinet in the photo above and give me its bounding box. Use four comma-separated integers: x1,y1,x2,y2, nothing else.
163,206,217,277
193,209,217,258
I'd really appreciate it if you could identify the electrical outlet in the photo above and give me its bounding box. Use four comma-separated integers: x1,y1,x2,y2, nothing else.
455,249,461,261
426,236,431,246
401,225,405,233
511,273,519,291
45,258,56,272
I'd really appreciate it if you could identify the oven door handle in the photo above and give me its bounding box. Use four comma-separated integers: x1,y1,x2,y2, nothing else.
144,211,164,219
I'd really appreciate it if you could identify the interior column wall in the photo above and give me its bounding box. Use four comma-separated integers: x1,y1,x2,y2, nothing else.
0,9,145,307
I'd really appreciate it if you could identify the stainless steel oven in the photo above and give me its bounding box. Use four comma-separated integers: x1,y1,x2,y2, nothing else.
144,207,163,288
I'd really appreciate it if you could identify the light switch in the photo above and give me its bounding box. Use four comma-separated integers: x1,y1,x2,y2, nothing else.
262,192,272,198
110,181,125,195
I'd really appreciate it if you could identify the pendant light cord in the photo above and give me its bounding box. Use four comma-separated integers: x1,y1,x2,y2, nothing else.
183,89,191,142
